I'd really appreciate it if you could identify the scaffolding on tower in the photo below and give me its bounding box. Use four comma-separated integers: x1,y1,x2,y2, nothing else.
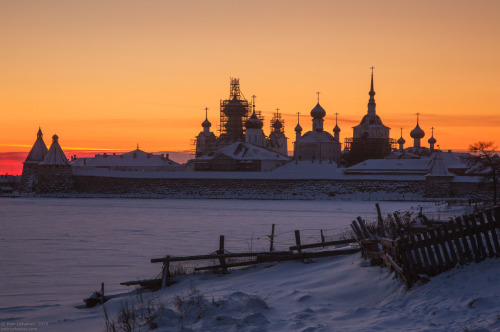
270,110,285,134
218,78,251,142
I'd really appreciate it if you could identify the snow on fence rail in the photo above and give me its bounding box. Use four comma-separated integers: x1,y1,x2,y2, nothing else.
352,205,500,288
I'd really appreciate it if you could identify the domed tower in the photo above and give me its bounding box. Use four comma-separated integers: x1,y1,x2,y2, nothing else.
293,94,341,163
333,112,341,142
311,92,326,132
19,127,49,192
245,97,265,147
216,78,251,147
397,128,406,151
195,107,217,158
410,113,425,148
267,108,288,156
294,112,302,143
428,127,437,151
37,134,73,193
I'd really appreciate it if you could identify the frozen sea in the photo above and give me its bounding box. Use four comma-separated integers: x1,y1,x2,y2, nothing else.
0,197,466,329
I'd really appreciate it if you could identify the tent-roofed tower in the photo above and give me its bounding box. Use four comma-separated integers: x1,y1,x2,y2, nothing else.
216,78,251,148
37,134,73,193
19,127,49,192
344,68,396,165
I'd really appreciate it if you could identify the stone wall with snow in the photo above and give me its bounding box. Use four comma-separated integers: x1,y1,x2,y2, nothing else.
73,176,426,199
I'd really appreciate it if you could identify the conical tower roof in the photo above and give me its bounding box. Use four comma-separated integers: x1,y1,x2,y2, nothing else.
40,134,69,165
25,128,49,163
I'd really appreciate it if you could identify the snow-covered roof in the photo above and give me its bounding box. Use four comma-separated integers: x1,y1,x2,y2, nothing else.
24,128,48,163
426,151,452,177
71,149,181,167
387,149,468,170
39,135,69,166
197,142,290,161
345,159,432,175
300,130,337,143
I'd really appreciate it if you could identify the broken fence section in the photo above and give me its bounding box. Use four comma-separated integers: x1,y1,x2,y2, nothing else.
352,206,500,288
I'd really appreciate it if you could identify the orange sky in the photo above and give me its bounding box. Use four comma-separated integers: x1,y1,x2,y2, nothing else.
1,0,499,174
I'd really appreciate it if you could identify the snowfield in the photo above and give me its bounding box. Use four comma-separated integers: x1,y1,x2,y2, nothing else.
0,198,497,331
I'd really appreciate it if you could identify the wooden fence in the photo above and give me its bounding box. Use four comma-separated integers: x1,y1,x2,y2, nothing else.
352,206,500,288
122,231,359,290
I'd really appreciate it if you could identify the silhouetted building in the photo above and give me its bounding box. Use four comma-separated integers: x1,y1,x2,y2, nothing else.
344,70,396,165
195,108,217,157
19,128,49,192
294,96,341,164
36,134,73,193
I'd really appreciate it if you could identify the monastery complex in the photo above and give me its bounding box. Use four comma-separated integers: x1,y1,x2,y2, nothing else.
15,71,489,200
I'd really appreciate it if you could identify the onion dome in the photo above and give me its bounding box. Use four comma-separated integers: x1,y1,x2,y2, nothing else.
273,119,283,129
202,118,211,128
295,123,302,132
410,123,425,139
310,103,326,118
397,136,406,145
201,107,211,128
333,124,341,133
428,127,436,144
245,112,264,129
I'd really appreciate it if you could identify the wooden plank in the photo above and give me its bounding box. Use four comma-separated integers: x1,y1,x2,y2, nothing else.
462,216,481,262
393,212,406,238
151,251,292,263
294,230,302,253
351,221,364,241
289,238,356,251
357,217,373,239
399,238,417,287
447,221,466,265
485,209,500,257
414,233,433,275
477,212,494,258
194,248,361,271
218,235,227,273
421,232,439,275
161,257,170,289
435,226,455,268
495,207,500,225
428,228,446,272
455,217,473,263
409,233,425,275
376,203,386,237
471,215,487,260
269,224,275,252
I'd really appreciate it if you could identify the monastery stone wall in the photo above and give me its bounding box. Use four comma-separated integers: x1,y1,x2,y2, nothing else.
36,166,73,193
73,176,426,199
18,164,38,193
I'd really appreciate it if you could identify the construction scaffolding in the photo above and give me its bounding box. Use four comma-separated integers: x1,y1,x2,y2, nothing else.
269,110,285,134
218,78,251,143
344,137,397,166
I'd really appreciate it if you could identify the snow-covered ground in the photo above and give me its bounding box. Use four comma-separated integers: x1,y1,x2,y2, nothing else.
1,198,494,331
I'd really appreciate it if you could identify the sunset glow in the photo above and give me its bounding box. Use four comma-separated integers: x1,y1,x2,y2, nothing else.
1,0,499,174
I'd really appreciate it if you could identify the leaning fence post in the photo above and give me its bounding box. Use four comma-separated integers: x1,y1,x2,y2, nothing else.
376,203,386,237
101,282,104,304
161,256,170,289
320,230,325,246
269,224,275,252
218,235,227,273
